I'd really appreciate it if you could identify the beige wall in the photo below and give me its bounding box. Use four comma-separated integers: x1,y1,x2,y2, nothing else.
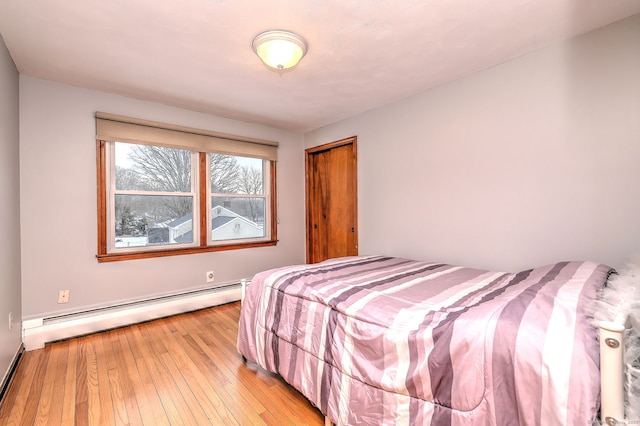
19,77,306,319
305,15,640,272
0,34,22,382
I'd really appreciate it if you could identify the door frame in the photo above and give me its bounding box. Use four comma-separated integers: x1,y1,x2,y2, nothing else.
305,136,358,263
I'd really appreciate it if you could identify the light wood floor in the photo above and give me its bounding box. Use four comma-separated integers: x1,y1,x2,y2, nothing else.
0,302,324,425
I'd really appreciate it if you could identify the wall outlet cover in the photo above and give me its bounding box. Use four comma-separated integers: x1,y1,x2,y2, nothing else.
58,289,70,304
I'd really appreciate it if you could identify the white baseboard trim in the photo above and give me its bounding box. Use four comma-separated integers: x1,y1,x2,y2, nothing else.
22,283,244,351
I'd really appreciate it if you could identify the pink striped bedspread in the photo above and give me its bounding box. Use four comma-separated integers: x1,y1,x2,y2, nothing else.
237,256,612,425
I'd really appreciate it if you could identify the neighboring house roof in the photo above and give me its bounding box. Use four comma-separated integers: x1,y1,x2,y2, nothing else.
167,213,193,228
211,205,242,220
162,205,242,229
212,215,234,229
211,216,264,240
173,231,193,244
171,206,263,243
156,205,239,230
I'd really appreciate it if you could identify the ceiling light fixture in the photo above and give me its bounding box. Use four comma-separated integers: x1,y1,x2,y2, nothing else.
252,30,307,71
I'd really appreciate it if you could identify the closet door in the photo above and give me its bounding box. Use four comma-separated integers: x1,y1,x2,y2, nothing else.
306,136,358,264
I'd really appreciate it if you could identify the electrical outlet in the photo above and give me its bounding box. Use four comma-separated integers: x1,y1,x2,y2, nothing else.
206,271,215,283
8,312,13,331
58,289,70,304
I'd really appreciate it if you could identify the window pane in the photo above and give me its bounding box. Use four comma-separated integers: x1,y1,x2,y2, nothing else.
116,142,192,192
114,195,194,247
211,197,265,241
210,153,263,195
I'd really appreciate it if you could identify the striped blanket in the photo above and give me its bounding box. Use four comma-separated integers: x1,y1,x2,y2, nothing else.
237,256,612,425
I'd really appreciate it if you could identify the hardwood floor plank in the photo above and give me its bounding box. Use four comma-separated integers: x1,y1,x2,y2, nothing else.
154,321,236,425
124,324,145,361
100,332,130,425
16,346,51,426
180,334,230,387
110,330,155,426
84,335,107,426
74,402,88,426
0,352,22,419
38,342,68,425
120,329,170,426
131,325,198,425
0,350,41,424
186,309,272,424
74,338,89,426
0,302,324,426
60,340,77,426
0,350,29,420
146,319,215,425
188,332,267,425
166,315,190,336
239,365,322,426
106,331,143,426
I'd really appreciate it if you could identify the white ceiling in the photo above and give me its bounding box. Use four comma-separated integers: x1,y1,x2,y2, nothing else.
1,1,639,133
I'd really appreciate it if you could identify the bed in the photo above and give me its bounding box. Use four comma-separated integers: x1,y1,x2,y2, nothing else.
237,255,616,425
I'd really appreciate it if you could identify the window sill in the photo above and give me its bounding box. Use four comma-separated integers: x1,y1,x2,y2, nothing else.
96,239,277,263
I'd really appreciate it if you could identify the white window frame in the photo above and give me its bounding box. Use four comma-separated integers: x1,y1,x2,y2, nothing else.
207,157,272,246
106,142,200,254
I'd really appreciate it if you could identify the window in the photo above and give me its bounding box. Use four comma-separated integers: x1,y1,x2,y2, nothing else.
96,113,278,262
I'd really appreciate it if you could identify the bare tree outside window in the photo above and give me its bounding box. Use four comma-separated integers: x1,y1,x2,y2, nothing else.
127,145,193,219
115,165,141,190
127,145,191,192
238,165,263,194
238,165,263,222
210,153,241,193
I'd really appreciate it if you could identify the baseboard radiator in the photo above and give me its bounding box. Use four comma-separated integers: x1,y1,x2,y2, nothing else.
22,280,246,351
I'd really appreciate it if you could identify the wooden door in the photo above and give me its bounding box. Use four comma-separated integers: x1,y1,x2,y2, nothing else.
306,136,358,263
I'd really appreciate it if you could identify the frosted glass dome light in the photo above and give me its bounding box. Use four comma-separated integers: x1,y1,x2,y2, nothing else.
252,30,307,70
